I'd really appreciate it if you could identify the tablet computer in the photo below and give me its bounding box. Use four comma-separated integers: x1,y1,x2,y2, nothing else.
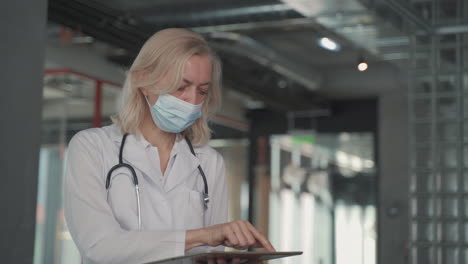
146,251,303,264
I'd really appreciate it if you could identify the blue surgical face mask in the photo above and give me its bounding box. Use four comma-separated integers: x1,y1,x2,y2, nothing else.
145,93,203,133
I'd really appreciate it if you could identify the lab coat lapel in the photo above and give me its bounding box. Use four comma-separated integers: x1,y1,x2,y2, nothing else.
110,130,160,186
122,136,157,179
164,140,201,193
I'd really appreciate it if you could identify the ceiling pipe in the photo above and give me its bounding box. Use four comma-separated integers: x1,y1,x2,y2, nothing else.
141,3,301,27
382,0,432,34
278,0,420,61
280,0,384,55
48,0,322,91
207,31,322,91
191,11,369,33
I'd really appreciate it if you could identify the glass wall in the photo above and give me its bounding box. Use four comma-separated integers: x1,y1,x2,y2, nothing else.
210,139,250,222
35,70,118,264
269,133,376,264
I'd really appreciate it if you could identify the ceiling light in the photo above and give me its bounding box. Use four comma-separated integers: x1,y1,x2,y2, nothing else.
357,62,368,72
318,37,340,51
277,79,288,89
357,56,368,72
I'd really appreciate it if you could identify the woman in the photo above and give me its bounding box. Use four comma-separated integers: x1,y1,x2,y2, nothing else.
64,28,274,264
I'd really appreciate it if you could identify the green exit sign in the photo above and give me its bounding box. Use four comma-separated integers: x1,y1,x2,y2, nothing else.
292,135,315,144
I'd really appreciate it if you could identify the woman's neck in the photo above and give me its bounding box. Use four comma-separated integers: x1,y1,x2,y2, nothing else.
139,111,176,152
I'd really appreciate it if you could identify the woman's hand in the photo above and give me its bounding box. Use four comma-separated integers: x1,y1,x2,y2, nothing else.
186,220,275,252
205,220,275,251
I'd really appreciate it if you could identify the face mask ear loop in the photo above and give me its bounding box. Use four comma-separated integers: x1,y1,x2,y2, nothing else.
144,95,152,107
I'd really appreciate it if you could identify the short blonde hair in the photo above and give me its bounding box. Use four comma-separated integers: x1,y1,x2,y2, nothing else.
113,28,222,146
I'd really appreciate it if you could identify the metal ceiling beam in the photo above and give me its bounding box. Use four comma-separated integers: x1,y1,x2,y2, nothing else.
192,17,316,33
435,24,468,35
380,0,433,34
279,0,390,58
48,0,157,52
279,0,429,64
48,0,328,112
49,0,321,86
138,3,302,27
207,31,322,91
191,11,369,33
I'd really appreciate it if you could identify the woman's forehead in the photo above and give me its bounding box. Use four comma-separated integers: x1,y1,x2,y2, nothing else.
183,55,213,83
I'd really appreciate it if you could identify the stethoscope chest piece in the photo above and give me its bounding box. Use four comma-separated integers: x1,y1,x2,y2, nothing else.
203,193,209,209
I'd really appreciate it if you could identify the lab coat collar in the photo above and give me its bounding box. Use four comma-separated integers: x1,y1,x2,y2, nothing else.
107,125,201,192
107,125,160,187
163,138,201,193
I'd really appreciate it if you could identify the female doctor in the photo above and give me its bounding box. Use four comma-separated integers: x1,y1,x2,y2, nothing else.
63,28,274,264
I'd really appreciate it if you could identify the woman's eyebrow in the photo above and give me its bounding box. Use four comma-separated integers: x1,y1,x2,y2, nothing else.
183,78,211,86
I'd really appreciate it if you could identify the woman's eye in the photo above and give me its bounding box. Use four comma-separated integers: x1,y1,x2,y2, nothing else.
178,86,187,91
199,90,208,96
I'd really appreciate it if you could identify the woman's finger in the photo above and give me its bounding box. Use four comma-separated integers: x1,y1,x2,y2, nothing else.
216,256,227,264
246,260,264,264
207,256,216,264
231,257,241,264
244,222,276,252
231,221,249,248
222,224,239,247
237,221,256,246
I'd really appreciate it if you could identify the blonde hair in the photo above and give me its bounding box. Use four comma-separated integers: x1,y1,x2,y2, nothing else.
112,28,222,146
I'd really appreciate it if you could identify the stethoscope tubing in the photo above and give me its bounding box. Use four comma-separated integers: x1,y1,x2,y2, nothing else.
105,133,209,231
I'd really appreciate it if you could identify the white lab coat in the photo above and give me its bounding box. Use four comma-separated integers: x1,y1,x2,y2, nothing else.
63,124,228,264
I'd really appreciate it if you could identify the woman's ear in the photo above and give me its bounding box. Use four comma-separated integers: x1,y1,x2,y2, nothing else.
134,70,146,80
139,87,149,97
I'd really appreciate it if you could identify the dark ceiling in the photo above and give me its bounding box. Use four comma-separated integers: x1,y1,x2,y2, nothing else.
47,0,411,112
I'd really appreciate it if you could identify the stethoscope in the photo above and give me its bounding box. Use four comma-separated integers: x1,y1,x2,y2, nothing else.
105,133,209,230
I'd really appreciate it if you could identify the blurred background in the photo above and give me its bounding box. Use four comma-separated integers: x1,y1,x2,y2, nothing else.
2,0,467,263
